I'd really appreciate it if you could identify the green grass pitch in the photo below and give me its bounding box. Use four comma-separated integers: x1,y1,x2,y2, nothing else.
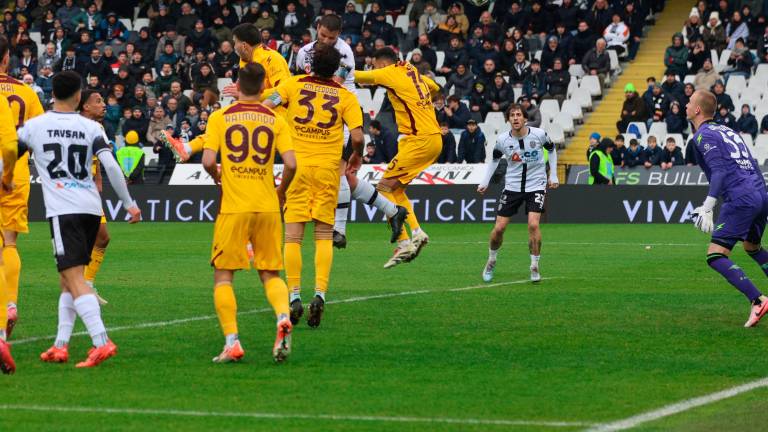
1,222,767,431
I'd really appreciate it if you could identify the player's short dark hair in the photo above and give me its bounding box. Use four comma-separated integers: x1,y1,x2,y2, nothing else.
238,62,265,96
77,89,101,111
313,43,341,79
318,14,342,32
372,47,398,63
506,103,527,119
233,23,261,46
53,71,83,101
0,35,8,60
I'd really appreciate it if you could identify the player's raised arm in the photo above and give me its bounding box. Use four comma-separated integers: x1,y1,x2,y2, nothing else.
353,68,384,85
478,140,503,194
94,133,141,223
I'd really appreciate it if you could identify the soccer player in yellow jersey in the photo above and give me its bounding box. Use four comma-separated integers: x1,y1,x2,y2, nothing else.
263,43,364,328
0,93,19,374
78,89,111,306
354,47,443,268
163,23,291,162
202,63,297,363
0,36,45,336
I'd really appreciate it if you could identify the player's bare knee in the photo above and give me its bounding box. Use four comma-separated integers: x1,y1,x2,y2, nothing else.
96,231,110,248
744,242,761,253
314,223,334,241
528,222,540,235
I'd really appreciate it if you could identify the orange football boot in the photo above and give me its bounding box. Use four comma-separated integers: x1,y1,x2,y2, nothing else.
212,340,245,363
40,345,69,363
273,319,292,363
75,340,117,368
0,339,16,374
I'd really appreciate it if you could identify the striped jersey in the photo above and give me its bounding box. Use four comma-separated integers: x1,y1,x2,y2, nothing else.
492,126,554,193
295,39,357,94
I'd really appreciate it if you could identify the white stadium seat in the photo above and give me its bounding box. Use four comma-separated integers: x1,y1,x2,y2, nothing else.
648,122,667,139
754,64,768,85
538,99,560,118
434,76,446,87
394,15,409,33
568,64,585,79
579,75,602,97
726,75,747,98
607,49,619,72
626,121,647,136
484,112,506,132
386,15,394,26
435,51,445,70
683,75,695,85
752,135,768,164
217,77,233,93
478,123,498,149
716,49,731,72
119,18,132,31
745,78,766,99
571,87,592,110
740,133,754,147
133,18,150,30
621,133,637,142
561,99,583,123
545,122,565,146
555,111,574,136
143,147,159,165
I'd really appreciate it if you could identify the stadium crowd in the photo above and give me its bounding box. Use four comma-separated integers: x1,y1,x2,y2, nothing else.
607,0,768,173
0,0,669,179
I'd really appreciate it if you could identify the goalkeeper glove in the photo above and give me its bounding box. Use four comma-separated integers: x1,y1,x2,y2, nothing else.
692,196,717,234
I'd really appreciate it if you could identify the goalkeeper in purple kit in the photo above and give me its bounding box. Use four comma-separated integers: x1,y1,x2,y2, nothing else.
687,89,768,327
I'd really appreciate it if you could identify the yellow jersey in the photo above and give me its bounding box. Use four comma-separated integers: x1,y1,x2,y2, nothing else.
355,62,440,136
271,75,363,168
239,45,291,92
0,93,18,183
204,101,292,214
0,74,45,184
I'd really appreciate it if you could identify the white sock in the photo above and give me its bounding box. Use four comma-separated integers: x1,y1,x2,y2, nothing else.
225,333,238,346
289,289,301,303
334,176,351,235
7,302,16,309
73,294,108,347
277,313,289,324
489,248,498,261
351,180,398,218
55,292,76,348
314,290,325,301
531,255,540,268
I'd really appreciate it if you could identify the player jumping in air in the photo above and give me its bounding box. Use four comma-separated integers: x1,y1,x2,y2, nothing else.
354,48,442,268
202,63,296,363
78,89,112,305
688,89,768,327
24,71,141,367
477,105,559,283
263,43,364,328
0,36,45,338
0,93,20,374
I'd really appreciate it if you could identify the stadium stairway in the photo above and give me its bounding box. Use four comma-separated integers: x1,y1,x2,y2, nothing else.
559,0,692,170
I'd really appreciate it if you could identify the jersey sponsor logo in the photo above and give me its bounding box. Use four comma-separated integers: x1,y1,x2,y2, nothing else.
510,150,541,163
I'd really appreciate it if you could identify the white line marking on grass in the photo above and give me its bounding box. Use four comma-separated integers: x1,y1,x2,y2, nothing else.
0,404,598,428
584,377,768,432
13,278,543,346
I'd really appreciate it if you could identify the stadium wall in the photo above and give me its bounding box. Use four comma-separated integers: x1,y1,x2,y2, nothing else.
29,185,706,224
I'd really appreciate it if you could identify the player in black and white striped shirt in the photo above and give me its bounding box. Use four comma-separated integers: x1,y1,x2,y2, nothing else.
477,104,559,283
18,71,141,368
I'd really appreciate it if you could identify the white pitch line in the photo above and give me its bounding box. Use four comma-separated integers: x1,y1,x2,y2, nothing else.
13,278,543,346
0,404,598,428
584,377,768,432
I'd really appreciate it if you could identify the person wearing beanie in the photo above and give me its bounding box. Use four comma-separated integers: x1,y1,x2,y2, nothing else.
702,11,726,54
663,33,689,80
116,130,145,184
589,138,615,185
616,82,648,133
586,132,601,161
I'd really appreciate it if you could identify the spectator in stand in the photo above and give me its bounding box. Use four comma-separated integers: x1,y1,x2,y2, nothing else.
497,38,517,75
368,120,398,164
154,63,178,97
616,83,648,133
474,11,501,45
468,81,486,121
75,31,95,62
702,12,727,54
522,60,546,102
737,104,759,139
664,33,689,80
416,34,438,72
666,101,688,136
519,96,541,128
726,11,749,50
508,51,530,88
210,15,232,44
581,38,610,87
256,10,277,32
434,15,463,50
647,83,670,124
544,58,569,107
587,0,613,36
724,38,753,81
487,73,514,114
500,2,527,34
175,3,199,37
38,42,58,70
623,2,643,61
445,63,473,100
540,36,563,72
556,0,579,31
418,1,444,36
156,42,180,75
476,58,498,87
611,135,627,167
589,138,615,185
123,106,150,140
458,119,486,163
444,95,471,129
603,12,629,56
240,3,261,24
687,39,708,75
644,135,662,168
84,47,111,85
661,72,685,103
146,105,171,148
683,8,703,46
661,137,685,170
98,12,128,46
213,40,238,78
164,81,192,116
362,142,378,164
187,19,217,53
342,1,363,44
440,36,469,76
684,136,698,165
680,81,696,108
36,64,53,102
625,138,646,168
712,80,734,112
438,121,457,163
571,20,597,65
715,104,738,130
56,0,80,33
758,25,768,65
694,57,721,90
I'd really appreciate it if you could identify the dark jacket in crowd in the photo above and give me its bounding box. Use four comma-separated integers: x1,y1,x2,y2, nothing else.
438,132,457,163
581,47,610,75
737,112,758,138
458,128,486,163
645,144,663,166
372,128,398,164
662,146,685,166
625,144,646,167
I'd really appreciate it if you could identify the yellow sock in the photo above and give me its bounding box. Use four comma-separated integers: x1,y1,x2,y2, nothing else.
284,242,302,294
380,190,409,241
84,246,106,283
395,189,421,233
264,277,290,316
3,246,20,304
0,263,6,336
213,283,238,336
314,239,333,293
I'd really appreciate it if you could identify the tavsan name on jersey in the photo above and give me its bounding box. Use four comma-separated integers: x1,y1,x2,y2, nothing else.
223,111,275,125
47,129,87,140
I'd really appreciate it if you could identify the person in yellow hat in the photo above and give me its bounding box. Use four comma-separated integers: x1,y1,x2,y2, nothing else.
117,130,145,184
